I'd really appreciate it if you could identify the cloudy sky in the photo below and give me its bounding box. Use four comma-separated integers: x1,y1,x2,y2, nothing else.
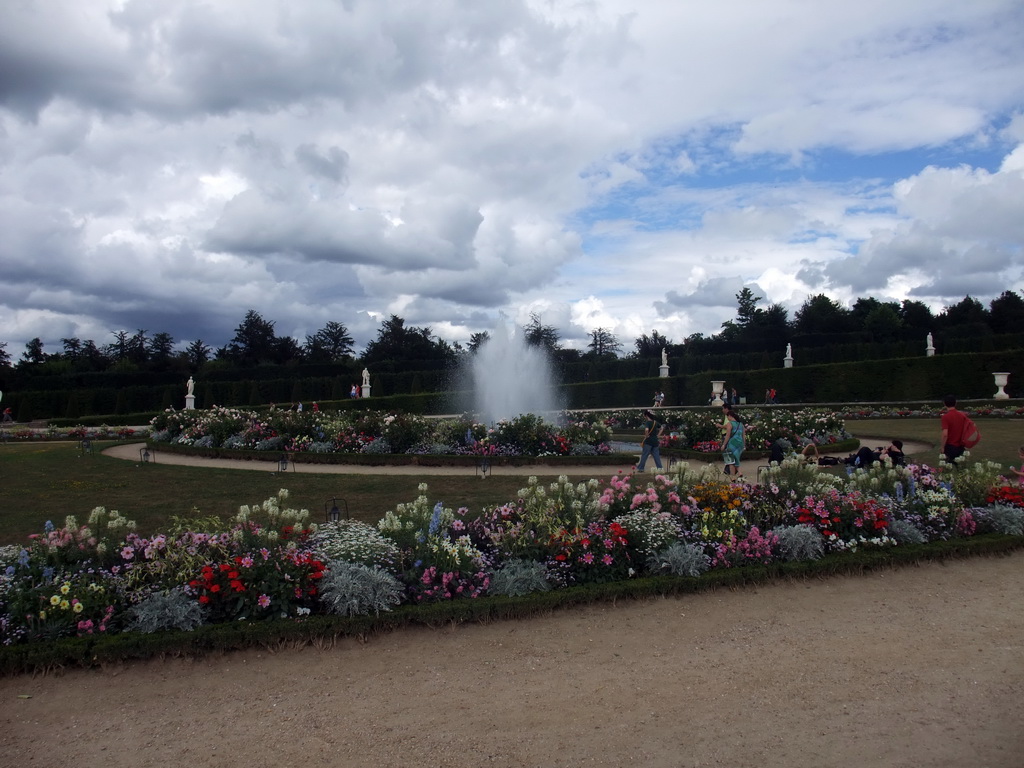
2,0,1023,357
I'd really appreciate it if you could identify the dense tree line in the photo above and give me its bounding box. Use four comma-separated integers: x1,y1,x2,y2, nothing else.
2,291,1022,383
676,289,1024,357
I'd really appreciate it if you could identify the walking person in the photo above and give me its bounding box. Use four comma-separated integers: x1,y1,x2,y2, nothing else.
940,394,968,464
636,409,664,473
722,405,745,477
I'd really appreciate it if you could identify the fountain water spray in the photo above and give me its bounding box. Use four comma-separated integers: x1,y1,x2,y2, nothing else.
471,320,562,423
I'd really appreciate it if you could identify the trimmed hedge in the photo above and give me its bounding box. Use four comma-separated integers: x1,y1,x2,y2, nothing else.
3,534,1021,675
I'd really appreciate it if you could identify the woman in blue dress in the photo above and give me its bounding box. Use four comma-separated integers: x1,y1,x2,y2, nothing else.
722,406,745,476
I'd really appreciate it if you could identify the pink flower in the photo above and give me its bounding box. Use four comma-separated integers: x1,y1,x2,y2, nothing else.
241,556,254,568
120,546,134,560
602,554,614,566
257,594,271,608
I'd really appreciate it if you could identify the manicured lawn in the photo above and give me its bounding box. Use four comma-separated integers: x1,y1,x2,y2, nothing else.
1,416,1018,546
846,417,1021,468
0,442,612,546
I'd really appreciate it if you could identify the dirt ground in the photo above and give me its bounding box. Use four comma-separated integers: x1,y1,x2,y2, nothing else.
2,552,1022,768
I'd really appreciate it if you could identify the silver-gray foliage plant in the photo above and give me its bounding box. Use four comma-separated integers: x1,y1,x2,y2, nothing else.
982,504,1024,536
770,525,826,561
319,561,404,617
886,518,927,545
126,588,207,633
488,559,552,596
648,542,710,577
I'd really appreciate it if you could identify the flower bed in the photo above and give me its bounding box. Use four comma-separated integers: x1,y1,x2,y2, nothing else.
0,425,147,442
3,453,1024,671
147,405,860,463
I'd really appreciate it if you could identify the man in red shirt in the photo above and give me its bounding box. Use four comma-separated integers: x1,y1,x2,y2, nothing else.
940,394,968,464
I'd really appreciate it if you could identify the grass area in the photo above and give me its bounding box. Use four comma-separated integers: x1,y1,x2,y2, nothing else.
1,416,1018,546
0,442,617,546
847,417,1020,468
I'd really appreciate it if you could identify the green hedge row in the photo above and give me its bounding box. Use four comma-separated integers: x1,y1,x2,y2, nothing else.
7,348,1022,420
565,350,1024,408
3,534,1020,675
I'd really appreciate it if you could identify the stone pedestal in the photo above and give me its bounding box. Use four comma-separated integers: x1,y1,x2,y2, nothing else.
926,345,935,357
185,394,196,411
659,364,669,378
993,372,1010,400
361,384,371,398
710,380,725,406
783,355,793,369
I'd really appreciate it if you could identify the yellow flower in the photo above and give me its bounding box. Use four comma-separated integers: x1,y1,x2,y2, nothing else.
72,602,84,614
59,599,70,610
60,583,71,595
39,610,47,620
50,595,61,606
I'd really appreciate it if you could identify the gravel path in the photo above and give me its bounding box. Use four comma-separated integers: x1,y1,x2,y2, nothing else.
1,552,1021,768
102,438,931,478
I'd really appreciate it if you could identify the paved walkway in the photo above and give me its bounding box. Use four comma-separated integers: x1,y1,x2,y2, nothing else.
102,437,931,479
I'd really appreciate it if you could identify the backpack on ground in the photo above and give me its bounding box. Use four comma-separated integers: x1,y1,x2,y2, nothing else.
962,416,981,449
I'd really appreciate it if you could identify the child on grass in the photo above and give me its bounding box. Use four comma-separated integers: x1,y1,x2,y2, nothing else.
1010,446,1024,485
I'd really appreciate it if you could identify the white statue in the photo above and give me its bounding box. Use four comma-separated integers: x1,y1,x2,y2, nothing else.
186,376,195,396
661,348,668,367
785,343,792,359
927,332,934,348
362,368,370,387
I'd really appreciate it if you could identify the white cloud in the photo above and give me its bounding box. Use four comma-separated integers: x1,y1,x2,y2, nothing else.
1,0,1023,355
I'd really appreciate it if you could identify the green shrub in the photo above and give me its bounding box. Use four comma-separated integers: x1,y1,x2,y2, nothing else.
942,455,1006,508
761,456,842,500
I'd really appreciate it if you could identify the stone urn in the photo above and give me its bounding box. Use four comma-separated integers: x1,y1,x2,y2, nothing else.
710,380,725,406
993,372,1010,400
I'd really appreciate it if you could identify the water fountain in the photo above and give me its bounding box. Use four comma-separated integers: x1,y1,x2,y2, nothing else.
470,320,563,423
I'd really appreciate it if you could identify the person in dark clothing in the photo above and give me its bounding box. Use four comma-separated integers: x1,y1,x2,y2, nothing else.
846,446,879,468
881,439,905,466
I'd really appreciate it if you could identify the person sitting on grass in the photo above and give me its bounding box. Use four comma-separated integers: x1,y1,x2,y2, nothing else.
1010,446,1024,485
880,439,906,467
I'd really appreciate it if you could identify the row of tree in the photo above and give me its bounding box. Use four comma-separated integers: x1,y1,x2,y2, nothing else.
2,291,1022,379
